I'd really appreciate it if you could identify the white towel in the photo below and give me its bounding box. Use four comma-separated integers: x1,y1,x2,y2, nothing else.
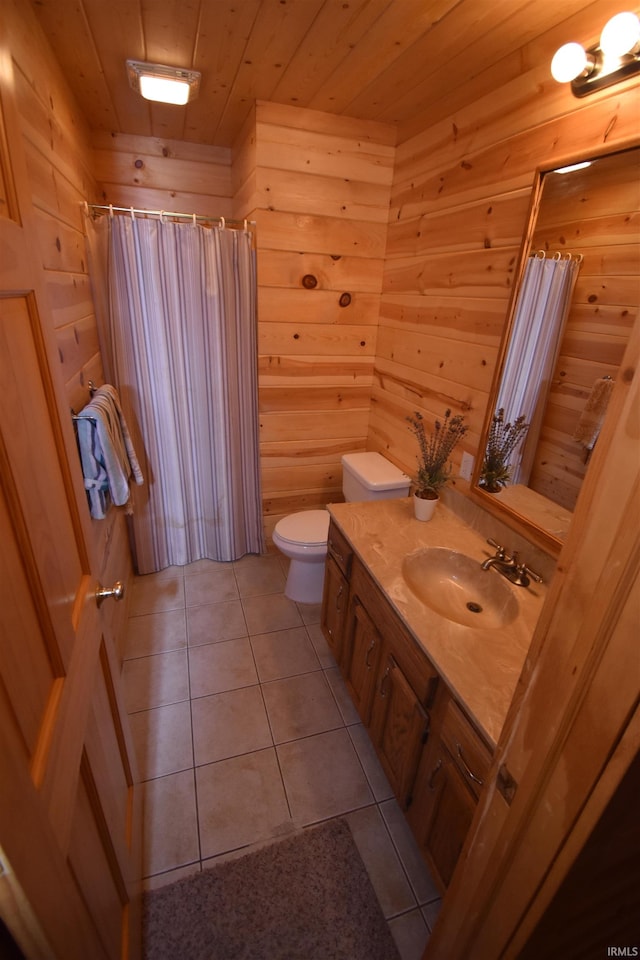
573,377,614,452
76,385,143,519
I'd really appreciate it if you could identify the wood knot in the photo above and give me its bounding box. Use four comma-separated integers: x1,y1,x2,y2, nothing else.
302,274,318,289
339,292,352,307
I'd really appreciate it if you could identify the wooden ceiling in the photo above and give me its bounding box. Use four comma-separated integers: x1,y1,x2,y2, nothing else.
31,0,615,147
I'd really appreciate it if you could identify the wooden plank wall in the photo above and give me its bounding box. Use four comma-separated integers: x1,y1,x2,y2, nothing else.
526,149,640,510
370,2,640,496
5,0,132,654
91,132,233,220
234,101,396,537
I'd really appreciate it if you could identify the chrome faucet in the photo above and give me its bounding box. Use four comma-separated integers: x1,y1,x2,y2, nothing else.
481,539,543,588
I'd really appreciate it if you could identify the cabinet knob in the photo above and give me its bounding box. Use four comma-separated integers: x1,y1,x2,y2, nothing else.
428,758,443,789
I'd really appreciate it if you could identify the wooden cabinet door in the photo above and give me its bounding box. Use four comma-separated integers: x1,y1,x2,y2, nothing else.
370,655,429,809
411,742,476,892
0,32,140,960
343,597,382,725
321,554,350,666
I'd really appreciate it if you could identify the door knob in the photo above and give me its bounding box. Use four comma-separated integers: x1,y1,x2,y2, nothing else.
96,581,125,607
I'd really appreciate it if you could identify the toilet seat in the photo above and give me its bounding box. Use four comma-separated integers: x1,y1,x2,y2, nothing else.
274,509,330,546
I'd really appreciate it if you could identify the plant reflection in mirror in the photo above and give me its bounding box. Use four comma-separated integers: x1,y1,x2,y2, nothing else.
480,409,530,493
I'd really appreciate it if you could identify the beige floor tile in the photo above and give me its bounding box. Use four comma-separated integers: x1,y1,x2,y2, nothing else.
250,626,321,682
192,686,272,765
305,622,336,669
188,637,258,698
241,593,303,635
346,804,416,918
124,608,187,660
325,666,361,725
122,649,189,713
185,566,239,606
388,909,430,960
380,799,441,905
422,899,443,932
129,574,185,617
232,555,287,597
129,700,193,780
348,723,394,802
277,728,373,824
296,601,321,625
186,600,247,646
142,769,199,877
196,748,291,858
262,671,343,743
143,861,201,892
183,558,223,577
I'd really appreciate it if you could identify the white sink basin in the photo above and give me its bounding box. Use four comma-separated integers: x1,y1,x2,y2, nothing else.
401,547,519,629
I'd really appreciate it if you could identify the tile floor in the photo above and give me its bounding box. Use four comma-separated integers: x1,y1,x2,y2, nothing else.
122,552,442,960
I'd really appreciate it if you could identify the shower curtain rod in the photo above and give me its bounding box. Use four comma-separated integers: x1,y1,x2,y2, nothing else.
84,202,255,229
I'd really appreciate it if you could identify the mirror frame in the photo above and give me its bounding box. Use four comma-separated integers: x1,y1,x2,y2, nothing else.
469,140,640,556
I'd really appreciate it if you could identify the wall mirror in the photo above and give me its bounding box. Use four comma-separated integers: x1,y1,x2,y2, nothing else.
471,144,639,554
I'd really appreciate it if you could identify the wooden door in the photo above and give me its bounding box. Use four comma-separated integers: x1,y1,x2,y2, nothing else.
0,31,140,960
344,597,382,726
370,655,428,809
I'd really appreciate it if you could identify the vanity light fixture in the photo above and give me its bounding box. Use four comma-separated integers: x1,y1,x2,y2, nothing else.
550,10,640,97
126,60,201,105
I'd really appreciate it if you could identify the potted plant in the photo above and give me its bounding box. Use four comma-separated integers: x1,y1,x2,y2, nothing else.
406,409,468,520
479,408,530,493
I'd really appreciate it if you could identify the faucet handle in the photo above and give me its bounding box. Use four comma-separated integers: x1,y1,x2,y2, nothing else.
487,538,505,557
517,562,543,584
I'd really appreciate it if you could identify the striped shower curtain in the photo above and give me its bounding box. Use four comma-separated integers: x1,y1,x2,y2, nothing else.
85,214,264,574
496,252,580,485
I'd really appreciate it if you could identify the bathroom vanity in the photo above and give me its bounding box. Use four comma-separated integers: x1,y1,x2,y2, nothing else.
321,497,545,891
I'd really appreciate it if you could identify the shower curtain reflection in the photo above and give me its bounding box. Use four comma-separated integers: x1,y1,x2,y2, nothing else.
85,213,264,574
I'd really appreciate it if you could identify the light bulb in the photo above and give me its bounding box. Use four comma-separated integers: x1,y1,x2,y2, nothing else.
139,75,190,105
551,43,589,82
600,12,640,57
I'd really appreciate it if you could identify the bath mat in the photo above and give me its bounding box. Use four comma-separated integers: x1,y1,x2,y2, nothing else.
142,817,401,960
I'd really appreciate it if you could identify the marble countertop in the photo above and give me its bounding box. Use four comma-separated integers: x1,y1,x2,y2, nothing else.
328,497,547,748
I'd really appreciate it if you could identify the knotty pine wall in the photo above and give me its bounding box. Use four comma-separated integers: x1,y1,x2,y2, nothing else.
371,6,640,498
527,149,639,511
233,102,396,537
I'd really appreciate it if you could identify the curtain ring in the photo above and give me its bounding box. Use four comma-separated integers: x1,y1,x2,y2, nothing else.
553,251,562,260
192,213,197,226
130,207,135,220
244,219,248,231
108,204,114,218
159,210,165,222
536,249,545,259
575,253,584,263
219,216,225,230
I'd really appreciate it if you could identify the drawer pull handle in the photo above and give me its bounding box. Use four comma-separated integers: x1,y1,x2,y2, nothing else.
456,743,484,786
335,583,344,613
365,639,376,669
379,665,391,697
329,540,345,565
428,759,443,789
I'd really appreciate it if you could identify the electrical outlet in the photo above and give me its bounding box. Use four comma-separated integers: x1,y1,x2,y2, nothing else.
459,452,474,481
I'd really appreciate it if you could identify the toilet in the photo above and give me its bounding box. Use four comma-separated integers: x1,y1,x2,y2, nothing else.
272,452,411,604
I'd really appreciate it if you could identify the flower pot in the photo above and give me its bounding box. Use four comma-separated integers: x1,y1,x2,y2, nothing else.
480,479,503,494
413,491,439,521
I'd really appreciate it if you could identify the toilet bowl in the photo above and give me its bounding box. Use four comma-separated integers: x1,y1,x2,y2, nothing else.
272,510,331,604
273,452,411,604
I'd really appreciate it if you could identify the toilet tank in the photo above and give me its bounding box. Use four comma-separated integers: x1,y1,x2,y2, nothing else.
341,452,411,502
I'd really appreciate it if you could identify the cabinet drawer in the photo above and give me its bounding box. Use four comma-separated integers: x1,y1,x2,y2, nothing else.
327,521,353,578
441,700,492,801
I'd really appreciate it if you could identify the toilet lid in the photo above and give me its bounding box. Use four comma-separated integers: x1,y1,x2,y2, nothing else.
275,510,330,546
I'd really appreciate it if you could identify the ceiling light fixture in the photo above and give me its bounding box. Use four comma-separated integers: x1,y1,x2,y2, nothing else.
126,60,201,105
550,10,640,96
